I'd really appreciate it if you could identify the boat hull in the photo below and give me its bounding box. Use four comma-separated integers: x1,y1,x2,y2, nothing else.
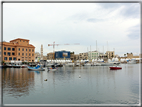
109,67,122,70
48,67,57,71
101,63,113,66
28,68,45,71
27,66,45,71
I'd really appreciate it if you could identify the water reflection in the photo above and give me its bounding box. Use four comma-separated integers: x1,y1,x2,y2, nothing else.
2,68,35,98
2,64,140,104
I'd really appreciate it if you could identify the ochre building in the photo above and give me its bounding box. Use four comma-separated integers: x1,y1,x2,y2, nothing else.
2,38,35,62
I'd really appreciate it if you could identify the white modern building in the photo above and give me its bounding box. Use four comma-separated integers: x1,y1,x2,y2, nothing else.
88,51,100,60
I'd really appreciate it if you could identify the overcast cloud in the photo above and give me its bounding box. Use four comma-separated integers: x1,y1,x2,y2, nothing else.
3,3,140,56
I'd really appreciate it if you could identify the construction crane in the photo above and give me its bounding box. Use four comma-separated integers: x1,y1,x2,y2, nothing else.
48,41,80,52
48,42,80,60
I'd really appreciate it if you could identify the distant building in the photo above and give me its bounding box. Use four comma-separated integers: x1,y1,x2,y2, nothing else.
70,52,75,60
74,54,79,60
35,52,40,62
78,52,88,60
126,53,139,59
88,51,99,60
47,52,54,60
41,44,43,60
2,38,35,62
54,50,70,60
43,55,47,60
106,51,115,59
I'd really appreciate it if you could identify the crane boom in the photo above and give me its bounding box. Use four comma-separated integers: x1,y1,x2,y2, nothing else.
48,42,80,52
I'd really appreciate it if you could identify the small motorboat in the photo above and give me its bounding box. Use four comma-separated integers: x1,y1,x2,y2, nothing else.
109,66,122,70
21,65,28,68
48,67,58,71
28,65,45,71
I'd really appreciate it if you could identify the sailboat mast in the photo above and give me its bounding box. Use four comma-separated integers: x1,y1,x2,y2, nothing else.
96,40,97,51
90,45,91,60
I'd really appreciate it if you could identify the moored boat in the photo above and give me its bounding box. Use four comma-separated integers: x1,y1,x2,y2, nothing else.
127,59,137,64
28,65,45,71
83,63,91,66
109,66,122,70
21,65,28,68
101,63,113,66
48,67,58,71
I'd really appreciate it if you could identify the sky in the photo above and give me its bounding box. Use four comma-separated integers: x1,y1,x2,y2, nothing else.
3,3,140,56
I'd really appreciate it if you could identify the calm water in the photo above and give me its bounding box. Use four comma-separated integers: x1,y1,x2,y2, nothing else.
2,64,140,105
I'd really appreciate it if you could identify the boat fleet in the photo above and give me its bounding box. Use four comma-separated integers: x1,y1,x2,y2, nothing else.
2,58,139,71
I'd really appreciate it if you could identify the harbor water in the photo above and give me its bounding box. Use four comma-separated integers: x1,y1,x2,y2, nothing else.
2,64,140,105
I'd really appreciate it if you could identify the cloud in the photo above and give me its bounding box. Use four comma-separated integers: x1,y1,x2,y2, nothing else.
98,3,140,18
127,24,140,39
87,18,104,23
121,4,140,18
3,3,141,55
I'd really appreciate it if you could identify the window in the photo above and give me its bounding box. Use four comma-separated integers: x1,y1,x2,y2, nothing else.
0,46,1,49
26,53,27,56
4,47,6,50
8,52,11,56
26,49,27,51
19,48,20,51
4,57,7,60
13,57,16,60
22,48,24,51
32,49,34,52
8,47,11,50
12,48,15,51
29,49,31,51
20,40,21,42
12,53,15,55
19,53,20,55
4,52,6,55
29,53,31,56
22,53,24,56
23,40,24,42
9,57,12,60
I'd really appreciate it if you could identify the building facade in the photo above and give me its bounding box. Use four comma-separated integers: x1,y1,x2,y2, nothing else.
78,52,88,60
35,52,40,62
2,38,35,62
54,51,70,60
88,51,99,60
126,53,139,59
74,54,79,60
70,52,75,60
106,51,115,59
47,52,54,60
43,55,47,60
41,44,43,60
